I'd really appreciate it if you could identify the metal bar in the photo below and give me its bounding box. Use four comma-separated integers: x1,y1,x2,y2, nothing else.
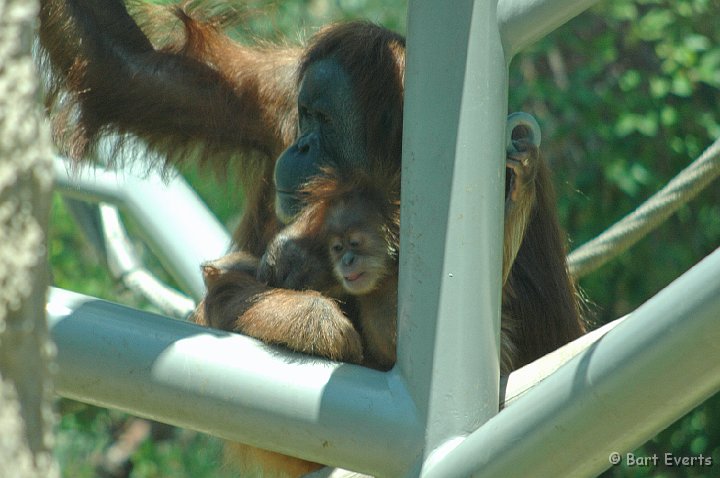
54,156,231,300
497,0,602,59
501,316,626,407
98,204,196,318
46,287,422,477
401,0,506,471
423,246,720,478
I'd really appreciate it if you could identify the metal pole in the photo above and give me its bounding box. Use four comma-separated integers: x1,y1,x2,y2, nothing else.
497,0,602,58
423,246,720,478
400,0,506,471
54,157,231,300
47,288,422,477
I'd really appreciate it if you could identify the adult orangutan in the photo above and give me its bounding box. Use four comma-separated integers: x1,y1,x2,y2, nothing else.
39,0,585,475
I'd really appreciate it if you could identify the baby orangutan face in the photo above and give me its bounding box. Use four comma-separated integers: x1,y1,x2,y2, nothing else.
325,199,393,296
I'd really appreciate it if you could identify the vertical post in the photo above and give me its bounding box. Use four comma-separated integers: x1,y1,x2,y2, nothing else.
399,0,507,469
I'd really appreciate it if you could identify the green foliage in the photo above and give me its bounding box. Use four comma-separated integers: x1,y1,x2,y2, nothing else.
508,2,720,475
54,402,233,478
509,0,720,321
50,0,718,476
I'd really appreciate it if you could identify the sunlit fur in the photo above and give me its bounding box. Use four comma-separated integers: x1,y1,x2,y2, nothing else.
319,186,399,371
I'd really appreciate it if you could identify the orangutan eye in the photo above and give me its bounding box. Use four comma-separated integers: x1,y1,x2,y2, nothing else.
330,241,343,253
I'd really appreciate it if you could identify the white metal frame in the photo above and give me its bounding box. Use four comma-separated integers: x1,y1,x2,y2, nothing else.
47,0,720,476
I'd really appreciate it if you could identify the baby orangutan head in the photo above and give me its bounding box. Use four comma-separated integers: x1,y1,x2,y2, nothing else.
325,195,397,296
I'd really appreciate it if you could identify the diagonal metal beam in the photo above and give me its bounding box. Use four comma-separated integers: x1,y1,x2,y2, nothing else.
498,0,602,58
423,246,720,478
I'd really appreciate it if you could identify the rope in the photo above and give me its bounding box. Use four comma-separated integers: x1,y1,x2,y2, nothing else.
568,136,720,278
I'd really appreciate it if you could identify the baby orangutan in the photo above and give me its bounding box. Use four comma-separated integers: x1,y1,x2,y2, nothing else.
322,194,399,371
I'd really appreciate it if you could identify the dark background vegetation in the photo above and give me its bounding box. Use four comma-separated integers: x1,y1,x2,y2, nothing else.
49,0,720,476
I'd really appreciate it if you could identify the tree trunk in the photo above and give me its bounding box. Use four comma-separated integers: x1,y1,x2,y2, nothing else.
0,0,59,476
